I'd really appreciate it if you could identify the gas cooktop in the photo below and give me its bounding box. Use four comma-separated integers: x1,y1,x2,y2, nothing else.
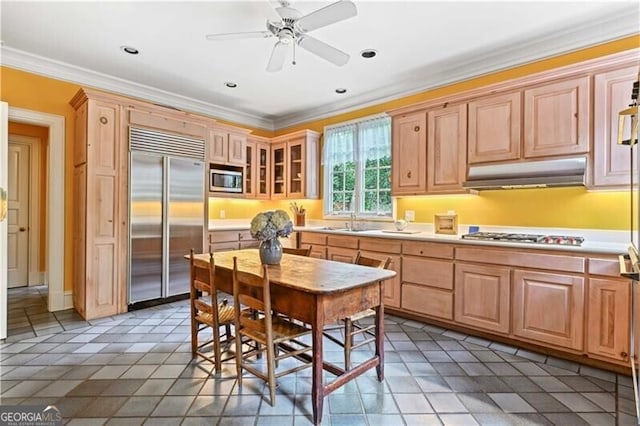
461,232,584,246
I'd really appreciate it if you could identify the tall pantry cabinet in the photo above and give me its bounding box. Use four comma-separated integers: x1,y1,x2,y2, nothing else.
71,89,128,320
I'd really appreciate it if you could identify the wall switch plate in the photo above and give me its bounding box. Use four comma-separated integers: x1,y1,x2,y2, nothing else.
405,210,415,222
219,210,226,219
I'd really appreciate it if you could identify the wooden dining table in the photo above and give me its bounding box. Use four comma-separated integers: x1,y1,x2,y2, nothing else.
191,249,396,425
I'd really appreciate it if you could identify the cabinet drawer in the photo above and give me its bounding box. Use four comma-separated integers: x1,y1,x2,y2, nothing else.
239,241,259,249
402,283,453,320
403,241,454,259
300,232,327,246
327,235,359,249
359,237,402,254
456,246,585,273
588,257,622,277
403,257,453,289
209,231,240,243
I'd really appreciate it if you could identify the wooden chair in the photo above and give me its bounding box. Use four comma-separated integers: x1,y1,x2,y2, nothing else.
232,257,313,406
324,252,391,370
189,250,235,373
282,246,312,256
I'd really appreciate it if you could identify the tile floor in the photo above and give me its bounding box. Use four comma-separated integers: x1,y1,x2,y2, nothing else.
1,285,639,425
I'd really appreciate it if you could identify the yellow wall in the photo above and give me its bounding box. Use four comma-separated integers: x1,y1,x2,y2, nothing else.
1,35,639,293
8,122,49,270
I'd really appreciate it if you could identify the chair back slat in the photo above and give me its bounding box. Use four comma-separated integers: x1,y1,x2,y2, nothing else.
354,252,391,269
283,246,312,256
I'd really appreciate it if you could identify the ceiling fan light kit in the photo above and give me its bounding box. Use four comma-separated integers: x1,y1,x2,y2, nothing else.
206,0,357,72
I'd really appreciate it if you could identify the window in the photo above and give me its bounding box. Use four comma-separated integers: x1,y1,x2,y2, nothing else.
323,115,392,218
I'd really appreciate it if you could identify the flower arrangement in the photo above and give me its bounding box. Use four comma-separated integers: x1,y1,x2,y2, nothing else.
250,210,293,241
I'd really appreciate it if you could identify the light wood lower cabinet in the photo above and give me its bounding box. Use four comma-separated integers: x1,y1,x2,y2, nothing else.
209,230,258,252
513,270,584,351
455,263,510,334
401,254,454,319
360,250,401,309
299,232,327,259
587,278,630,363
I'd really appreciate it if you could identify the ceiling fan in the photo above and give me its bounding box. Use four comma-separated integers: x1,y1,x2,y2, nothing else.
205,0,357,72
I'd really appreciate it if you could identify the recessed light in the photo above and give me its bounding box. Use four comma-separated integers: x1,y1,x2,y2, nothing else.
335,88,347,94
120,46,139,55
360,49,377,59
224,82,237,88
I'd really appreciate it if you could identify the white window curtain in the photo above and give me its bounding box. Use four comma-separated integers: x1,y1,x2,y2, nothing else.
323,115,392,217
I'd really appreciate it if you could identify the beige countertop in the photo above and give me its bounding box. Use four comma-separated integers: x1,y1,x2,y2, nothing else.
208,220,628,255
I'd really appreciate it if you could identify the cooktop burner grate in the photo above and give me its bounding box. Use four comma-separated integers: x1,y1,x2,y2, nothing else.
461,232,584,246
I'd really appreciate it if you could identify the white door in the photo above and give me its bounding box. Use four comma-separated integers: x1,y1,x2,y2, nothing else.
1,101,9,340
7,142,30,287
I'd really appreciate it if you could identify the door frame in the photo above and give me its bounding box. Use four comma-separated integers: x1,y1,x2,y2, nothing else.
8,135,42,286
1,102,8,340
6,107,65,315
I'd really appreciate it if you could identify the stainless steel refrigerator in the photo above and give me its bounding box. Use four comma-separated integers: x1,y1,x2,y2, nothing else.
129,128,205,304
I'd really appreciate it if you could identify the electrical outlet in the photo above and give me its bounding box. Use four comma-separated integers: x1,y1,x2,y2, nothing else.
219,210,226,219
405,210,415,222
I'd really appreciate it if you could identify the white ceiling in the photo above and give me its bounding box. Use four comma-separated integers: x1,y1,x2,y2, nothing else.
1,1,638,131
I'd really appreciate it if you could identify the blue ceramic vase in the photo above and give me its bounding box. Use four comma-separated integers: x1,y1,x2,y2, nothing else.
259,238,282,265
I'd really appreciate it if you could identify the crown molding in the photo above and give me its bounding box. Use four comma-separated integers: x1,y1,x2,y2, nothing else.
273,3,640,129
0,47,276,131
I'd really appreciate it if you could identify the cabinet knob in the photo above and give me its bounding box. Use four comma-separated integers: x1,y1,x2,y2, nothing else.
622,351,629,359
99,116,108,125
19,227,27,232
407,171,412,178
414,126,420,132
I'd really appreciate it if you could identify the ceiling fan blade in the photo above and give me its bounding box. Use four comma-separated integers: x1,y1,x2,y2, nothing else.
256,0,283,22
267,41,289,72
206,31,273,41
297,35,349,66
296,0,357,33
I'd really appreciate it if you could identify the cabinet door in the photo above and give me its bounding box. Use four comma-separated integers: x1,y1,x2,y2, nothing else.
392,112,427,195
523,77,590,158
513,270,584,350
455,263,510,334
287,137,305,198
256,142,271,199
361,250,401,308
593,66,638,187
427,104,467,193
245,142,255,197
468,92,521,164
228,133,247,166
587,278,630,363
209,130,228,163
271,142,287,199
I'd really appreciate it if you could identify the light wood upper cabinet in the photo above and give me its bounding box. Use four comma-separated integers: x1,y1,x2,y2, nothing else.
512,269,584,350
427,104,467,192
523,76,590,158
587,278,630,363
468,92,522,164
209,126,248,166
270,130,320,200
592,65,638,187
245,136,271,199
391,112,427,195
455,263,510,334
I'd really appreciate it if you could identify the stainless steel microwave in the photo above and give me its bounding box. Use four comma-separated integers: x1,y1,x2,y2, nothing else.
210,168,243,193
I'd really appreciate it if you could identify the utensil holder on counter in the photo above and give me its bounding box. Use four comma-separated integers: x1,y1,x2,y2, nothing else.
295,213,306,227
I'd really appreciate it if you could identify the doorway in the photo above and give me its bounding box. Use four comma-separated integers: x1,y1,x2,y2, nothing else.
1,105,65,340
8,134,43,288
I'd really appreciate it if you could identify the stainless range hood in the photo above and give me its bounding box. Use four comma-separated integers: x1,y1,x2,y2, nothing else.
462,157,586,190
